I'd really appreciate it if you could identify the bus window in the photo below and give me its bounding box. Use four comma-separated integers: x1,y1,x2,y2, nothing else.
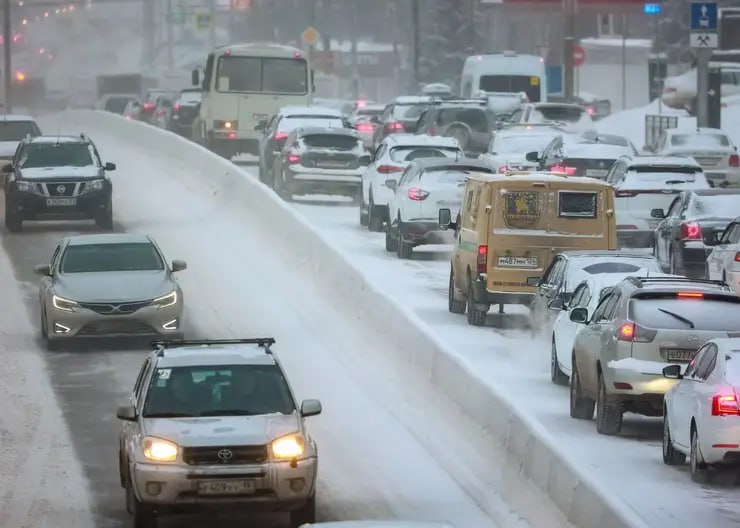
479,75,541,102
216,56,261,92
262,58,307,94
215,56,308,95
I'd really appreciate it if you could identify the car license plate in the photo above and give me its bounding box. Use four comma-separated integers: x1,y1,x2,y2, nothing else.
46,198,76,206
197,479,255,495
586,169,608,177
320,160,346,168
498,256,538,267
665,348,697,362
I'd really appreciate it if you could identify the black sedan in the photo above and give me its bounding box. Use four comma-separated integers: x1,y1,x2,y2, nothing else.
167,88,202,137
652,188,740,277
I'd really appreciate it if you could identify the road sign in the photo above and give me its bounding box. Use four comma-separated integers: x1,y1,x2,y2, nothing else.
194,12,212,30
690,2,717,31
690,32,718,48
643,3,661,14
301,26,319,46
573,45,585,67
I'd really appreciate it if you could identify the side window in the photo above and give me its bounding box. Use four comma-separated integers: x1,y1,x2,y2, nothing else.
721,223,739,244
133,358,152,406
665,196,682,218
590,293,612,321
541,257,562,285
469,187,481,228
398,166,416,186
693,344,718,381
549,258,567,288
602,292,622,320
373,144,386,161
569,283,588,308
577,285,592,308
510,109,523,122
606,162,624,185
203,53,214,91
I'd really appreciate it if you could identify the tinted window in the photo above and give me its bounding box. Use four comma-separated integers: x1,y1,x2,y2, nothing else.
671,133,730,147
690,194,740,218
630,298,740,331
0,120,40,141
391,104,429,120
534,106,585,122
19,143,95,168
216,57,307,94
389,147,459,162
143,364,295,417
437,108,490,133
558,191,597,218
301,134,361,150
60,243,164,273
580,262,649,274
104,97,133,114
479,75,541,103
420,169,468,184
177,91,201,104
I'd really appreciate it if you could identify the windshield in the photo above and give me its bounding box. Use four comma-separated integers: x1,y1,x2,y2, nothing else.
392,104,429,120
0,120,40,141
671,133,730,147
496,134,555,154
177,91,201,104
143,364,295,417
690,194,740,218
19,143,95,168
215,56,308,95
60,243,164,273
389,146,459,162
104,97,133,114
279,117,344,132
479,75,541,103
630,298,740,331
301,134,361,150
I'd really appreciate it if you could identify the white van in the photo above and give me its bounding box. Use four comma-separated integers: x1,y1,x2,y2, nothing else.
461,51,547,103
191,42,314,158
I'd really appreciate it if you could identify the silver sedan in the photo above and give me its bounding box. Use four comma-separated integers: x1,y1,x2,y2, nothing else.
35,233,186,348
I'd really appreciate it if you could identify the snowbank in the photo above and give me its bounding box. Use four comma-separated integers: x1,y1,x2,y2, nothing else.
47,110,650,528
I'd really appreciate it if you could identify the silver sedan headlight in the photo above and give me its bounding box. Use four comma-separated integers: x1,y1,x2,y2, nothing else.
152,290,178,309
52,294,78,312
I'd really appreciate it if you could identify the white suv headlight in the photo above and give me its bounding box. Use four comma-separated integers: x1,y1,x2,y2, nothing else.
52,294,78,312
142,436,178,462
84,179,104,192
152,290,177,309
271,433,305,459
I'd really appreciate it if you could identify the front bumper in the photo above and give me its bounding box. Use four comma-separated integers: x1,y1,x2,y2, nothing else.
45,301,183,339
6,188,110,220
400,220,455,246
603,368,678,416
472,276,534,306
131,457,317,513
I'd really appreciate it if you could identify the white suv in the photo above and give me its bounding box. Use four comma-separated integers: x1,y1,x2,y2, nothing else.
117,338,322,528
359,134,462,232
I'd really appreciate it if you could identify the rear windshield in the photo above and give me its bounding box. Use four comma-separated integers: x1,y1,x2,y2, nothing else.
357,108,383,117
671,133,730,147
690,194,740,218
420,169,468,184
279,117,344,132
392,104,429,120
496,134,555,154
178,91,201,104
479,75,542,103
104,97,133,113
533,106,586,122
624,170,708,189
578,261,660,274
301,134,361,150
389,146,459,162
437,108,490,133
60,243,164,273
558,191,597,218
629,298,740,331
0,120,40,141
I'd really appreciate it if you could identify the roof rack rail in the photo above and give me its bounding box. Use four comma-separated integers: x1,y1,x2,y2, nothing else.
152,338,276,356
626,276,728,287
430,97,487,105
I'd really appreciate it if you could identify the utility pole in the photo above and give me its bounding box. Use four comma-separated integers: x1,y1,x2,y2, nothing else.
696,48,711,126
621,13,627,110
143,0,155,69
562,0,576,101
689,1,719,128
166,0,173,71
208,0,215,46
412,0,419,92
3,0,10,112
349,0,359,100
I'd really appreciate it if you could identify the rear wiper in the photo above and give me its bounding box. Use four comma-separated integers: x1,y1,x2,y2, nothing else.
199,409,257,416
143,412,197,418
657,308,695,329
665,180,687,185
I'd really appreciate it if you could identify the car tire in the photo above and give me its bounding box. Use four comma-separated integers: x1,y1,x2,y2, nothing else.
662,410,686,465
385,219,397,252
127,477,158,528
359,192,369,227
5,208,22,232
466,278,486,326
690,427,709,483
96,204,114,230
569,358,595,419
551,338,569,386
448,268,466,314
368,196,384,232
396,218,412,259
596,371,623,435
290,494,316,527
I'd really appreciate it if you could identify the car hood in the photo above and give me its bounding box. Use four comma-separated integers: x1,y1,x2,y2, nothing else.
143,414,299,447
55,271,173,303
0,141,19,157
19,165,103,180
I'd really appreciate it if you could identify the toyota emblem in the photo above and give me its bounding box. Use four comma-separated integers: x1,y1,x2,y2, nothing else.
56,185,66,194
688,334,699,343
217,449,233,462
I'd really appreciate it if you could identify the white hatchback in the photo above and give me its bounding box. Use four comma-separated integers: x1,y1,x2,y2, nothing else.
663,337,740,482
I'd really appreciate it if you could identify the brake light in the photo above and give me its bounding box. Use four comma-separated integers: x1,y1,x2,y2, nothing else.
677,292,704,298
377,164,403,174
616,320,657,342
618,322,635,341
712,391,740,416
173,102,181,111
287,153,301,164
386,121,404,132
227,132,236,139
730,154,739,167
587,106,595,115
274,131,288,140
735,252,740,262
615,190,637,197
498,165,508,173
407,187,429,201
680,222,702,240
550,164,577,175
477,245,488,274
356,123,374,132
143,102,155,110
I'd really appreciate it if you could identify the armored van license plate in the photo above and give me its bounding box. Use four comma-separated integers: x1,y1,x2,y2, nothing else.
46,198,76,206
498,256,538,267
198,479,255,495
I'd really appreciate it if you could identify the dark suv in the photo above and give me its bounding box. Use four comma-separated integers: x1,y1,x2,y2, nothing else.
415,100,494,156
3,134,116,232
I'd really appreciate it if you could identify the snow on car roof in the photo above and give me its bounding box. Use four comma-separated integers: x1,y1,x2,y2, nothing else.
0,114,36,121
283,106,343,117
468,171,611,186
157,345,277,368
626,155,702,168
564,142,632,158
394,95,433,104
67,233,151,246
386,134,459,147
571,269,677,300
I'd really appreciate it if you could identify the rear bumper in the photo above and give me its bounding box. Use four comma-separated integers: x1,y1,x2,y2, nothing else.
285,167,361,196
699,425,740,464
603,369,677,416
400,220,454,245
472,276,534,306
208,136,258,156
705,169,740,187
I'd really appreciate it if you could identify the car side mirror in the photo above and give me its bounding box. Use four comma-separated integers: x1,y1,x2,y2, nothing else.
359,154,371,166
569,307,589,324
438,208,453,230
300,399,322,417
254,120,267,132
650,208,665,219
385,179,397,190
104,162,116,171
116,405,137,421
662,364,683,380
2,164,13,173
526,276,541,287
171,259,187,272
703,232,720,246
525,151,539,162
548,298,564,311
33,264,51,276
191,69,200,86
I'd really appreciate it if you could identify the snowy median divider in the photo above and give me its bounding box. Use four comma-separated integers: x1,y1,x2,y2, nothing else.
49,110,649,528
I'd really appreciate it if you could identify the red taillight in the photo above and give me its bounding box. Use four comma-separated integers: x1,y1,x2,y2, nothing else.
377,164,403,174
616,320,657,342
615,190,637,197
274,131,288,140
498,165,508,173
227,132,236,139
550,164,577,175
587,106,595,115
173,102,181,111
385,121,404,132
477,245,488,274
677,292,704,298
407,187,429,201
618,322,635,341
287,153,301,164
712,391,740,416
143,102,154,110
734,252,740,262
730,154,739,167
680,222,702,240
356,123,374,132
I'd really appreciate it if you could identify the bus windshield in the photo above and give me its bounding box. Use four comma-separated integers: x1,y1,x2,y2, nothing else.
215,56,308,95
479,75,541,103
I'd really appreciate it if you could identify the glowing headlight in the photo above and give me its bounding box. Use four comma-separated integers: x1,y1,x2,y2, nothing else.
271,433,305,459
152,290,177,309
84,179,104,192
16,181,34,192
142,437,178,462
52,294,78,312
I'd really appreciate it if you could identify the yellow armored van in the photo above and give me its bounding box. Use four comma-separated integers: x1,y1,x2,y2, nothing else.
439,171,617,326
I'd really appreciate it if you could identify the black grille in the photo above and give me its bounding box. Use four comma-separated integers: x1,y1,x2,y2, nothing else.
182,445,268,466
45,183,76,196
78,322,153,335
78,301,150,315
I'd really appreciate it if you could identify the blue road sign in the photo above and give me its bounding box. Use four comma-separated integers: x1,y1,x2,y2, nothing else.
690,2,718,32
643,3,661,14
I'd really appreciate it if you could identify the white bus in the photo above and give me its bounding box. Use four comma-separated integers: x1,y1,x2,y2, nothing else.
191,42,314,157
460,51,547,103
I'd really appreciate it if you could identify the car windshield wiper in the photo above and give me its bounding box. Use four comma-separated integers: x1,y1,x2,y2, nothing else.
199,409,259,416
657,308,695,329
143,412,197,418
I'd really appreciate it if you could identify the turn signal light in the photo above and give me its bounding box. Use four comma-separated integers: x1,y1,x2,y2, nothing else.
477,245,488,274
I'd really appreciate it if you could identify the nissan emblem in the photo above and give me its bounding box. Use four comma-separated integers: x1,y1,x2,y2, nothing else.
56,185,66,194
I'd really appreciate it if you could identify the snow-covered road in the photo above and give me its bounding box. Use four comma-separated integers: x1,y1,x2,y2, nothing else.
0,112,573,528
